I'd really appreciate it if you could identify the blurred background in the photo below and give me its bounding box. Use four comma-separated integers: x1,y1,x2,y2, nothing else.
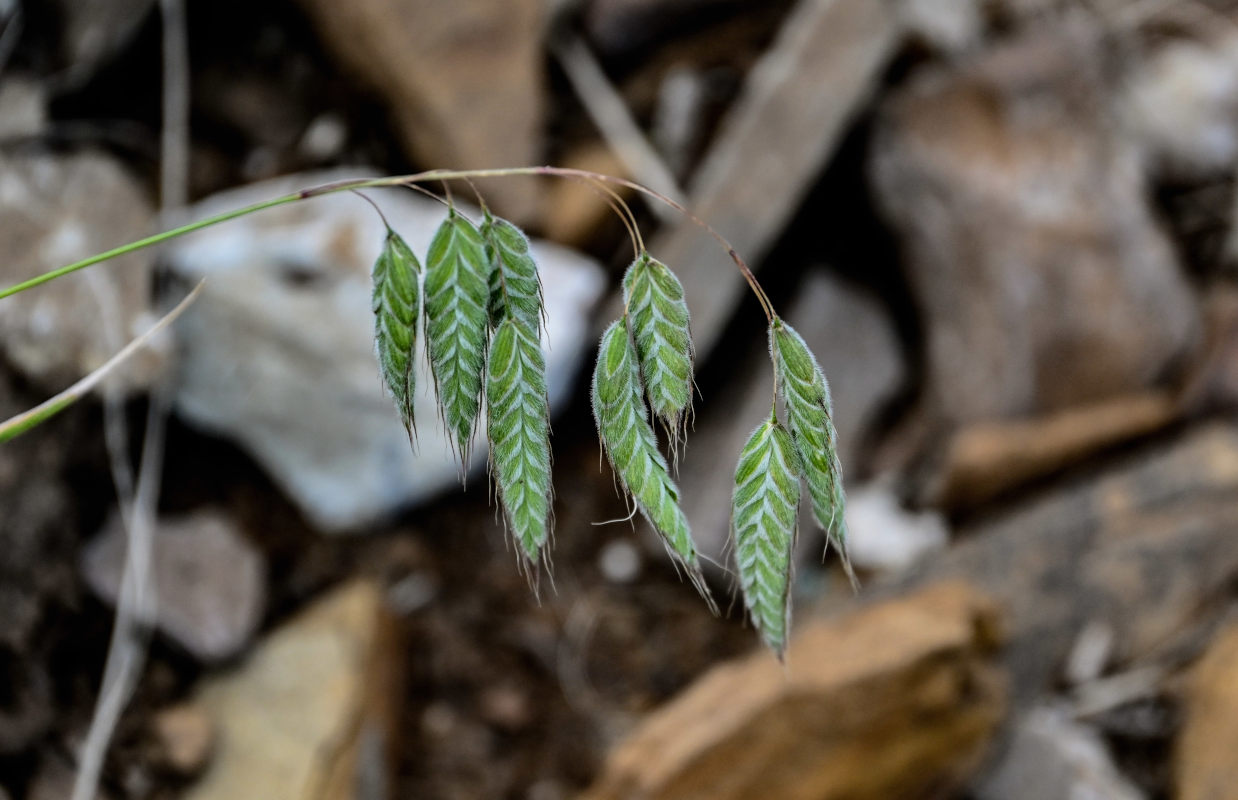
4,0,1238,798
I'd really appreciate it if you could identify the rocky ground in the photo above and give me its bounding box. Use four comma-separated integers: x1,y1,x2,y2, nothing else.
5,0,1238,798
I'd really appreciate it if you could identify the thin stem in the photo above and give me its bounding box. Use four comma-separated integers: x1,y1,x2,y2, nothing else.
572,177,641,260
402,182,452,210
0,195,298,299
2,167,777,321
315,166,779,322
350,190,393,232
462,177,486,211
0,282,204,442
586,177,644,253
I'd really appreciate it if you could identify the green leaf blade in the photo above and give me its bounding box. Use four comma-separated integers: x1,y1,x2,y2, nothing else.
482,212,543,331
371,230,422,438
592,318,715,612
771,319,856,587
622,254,694,440
732,419,802,656
425,210,490,463
486,317,553,573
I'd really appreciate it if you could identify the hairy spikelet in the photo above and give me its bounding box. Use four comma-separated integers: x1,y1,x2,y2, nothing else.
732,418,802,657
770,319,857,588
425,209,490,463
622,253,694,445
486,317,553,573
371,229,421,438
592,319,715,611
482,211,543,330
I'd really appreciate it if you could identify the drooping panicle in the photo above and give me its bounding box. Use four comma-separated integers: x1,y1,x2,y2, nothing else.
370,229,421,438
485,317,553,575
482,210,543,331
592,318,714,611
622,253,694,445
770,318,856,588
732,418,802,657
424,208,490,466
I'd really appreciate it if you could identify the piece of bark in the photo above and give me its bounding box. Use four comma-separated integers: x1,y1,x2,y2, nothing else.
583,582,1005,800
586,424,1238,799
292,0,545,219
641,0,903,357
910,422,1238,704
924,391,1179,511
1174,621,1238,800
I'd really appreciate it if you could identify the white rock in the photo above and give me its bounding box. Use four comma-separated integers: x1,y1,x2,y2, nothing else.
902,0,983,54
841,483,948,574
166,169,606,532
1123,33,1238,180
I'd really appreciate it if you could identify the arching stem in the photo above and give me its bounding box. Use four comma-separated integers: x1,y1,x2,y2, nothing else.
2,166,778,322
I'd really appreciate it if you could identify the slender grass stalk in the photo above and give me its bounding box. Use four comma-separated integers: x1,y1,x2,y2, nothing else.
0,168,775,319
0,282,203,442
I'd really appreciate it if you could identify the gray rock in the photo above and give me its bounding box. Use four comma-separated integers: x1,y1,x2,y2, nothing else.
974,707,1145,800
81,511,265,662
872,22,1200,424
165,169,606,532
0,150,157,388
0,77,47,141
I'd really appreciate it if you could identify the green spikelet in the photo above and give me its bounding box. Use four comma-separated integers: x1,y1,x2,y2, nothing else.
622,253,694,444
424,208,490,464
371,229,421,438
770,318,857,588
592,319,715,612
482,210,543,330
486,317,553,573
732,418,802,657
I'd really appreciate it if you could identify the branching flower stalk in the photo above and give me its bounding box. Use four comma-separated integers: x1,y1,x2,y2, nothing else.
0,166,853,654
